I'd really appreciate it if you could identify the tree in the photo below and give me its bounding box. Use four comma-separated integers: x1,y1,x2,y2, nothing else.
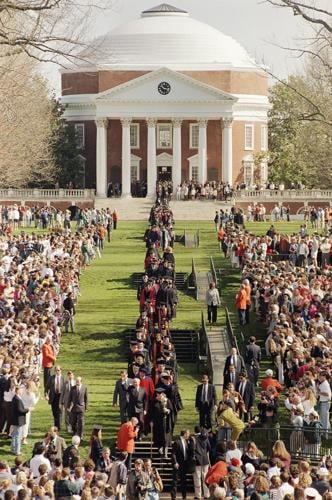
265,0,332,125
0,54,56,187
268,72,332,187
52,101,86,188
0,0,114,65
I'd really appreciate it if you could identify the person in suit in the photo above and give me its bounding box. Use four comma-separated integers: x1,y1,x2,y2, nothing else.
46,365,65,430
11,386,29,456
244,336,261,385
60,371,76,433
113,371,131,424
171,429,195,500
195,374,217,430
127,378,147,438
223,364,239,389
235,372,255,422
223,347,246,380
44,426,67,462
67,376,88,438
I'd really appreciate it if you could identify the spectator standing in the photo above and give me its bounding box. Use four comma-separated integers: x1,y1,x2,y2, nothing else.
41,337,56,396
205,282,221,325
244,336,261,386
192,426,210,500
117,417,139,471
11,386,29,456
126,458,150,500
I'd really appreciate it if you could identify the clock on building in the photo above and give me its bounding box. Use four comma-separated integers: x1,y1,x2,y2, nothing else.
158,81,171,95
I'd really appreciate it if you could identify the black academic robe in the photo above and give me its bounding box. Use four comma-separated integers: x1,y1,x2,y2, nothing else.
147,398,173,448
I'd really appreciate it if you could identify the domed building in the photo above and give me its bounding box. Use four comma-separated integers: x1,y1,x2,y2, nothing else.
61,3,269,197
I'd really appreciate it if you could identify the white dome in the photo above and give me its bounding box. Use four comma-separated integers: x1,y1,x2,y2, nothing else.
83,3,258,71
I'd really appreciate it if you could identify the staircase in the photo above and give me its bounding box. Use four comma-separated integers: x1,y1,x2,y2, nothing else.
205,326,230,389
132,272,188,290
132,440,194,492
125,329,199,363
196,271,210,301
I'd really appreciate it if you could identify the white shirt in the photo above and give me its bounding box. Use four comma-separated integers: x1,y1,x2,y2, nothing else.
276,482,294,500
180,437,187,460
29,454,51,478
319,380,331,402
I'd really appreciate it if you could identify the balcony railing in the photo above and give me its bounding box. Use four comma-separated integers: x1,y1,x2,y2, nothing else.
0,189,95,199
234,189,332,200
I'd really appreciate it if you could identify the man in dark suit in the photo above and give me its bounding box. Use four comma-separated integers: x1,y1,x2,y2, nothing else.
236,371,255,422
60,371,76,433
11,386,29,455
244,336,261,385
223,364,240,389
223,347,246,380
67,376,88,438
113,370,131,424
171,429,195,500
127,378,147,438
46,365,65,430
195,374,217,430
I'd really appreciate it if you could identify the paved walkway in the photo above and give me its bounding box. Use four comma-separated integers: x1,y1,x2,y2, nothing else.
95,197,233,220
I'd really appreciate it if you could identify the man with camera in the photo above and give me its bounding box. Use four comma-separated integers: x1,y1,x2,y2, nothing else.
126,458,151,500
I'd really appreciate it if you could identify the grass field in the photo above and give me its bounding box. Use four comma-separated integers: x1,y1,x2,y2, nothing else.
0,219,305,463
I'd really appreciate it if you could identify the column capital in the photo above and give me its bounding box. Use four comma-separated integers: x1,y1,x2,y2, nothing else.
197,118,208,128
95,118,109,128
146,117,157,127
222,117,233,128
172,118,183,128
120,117,132,127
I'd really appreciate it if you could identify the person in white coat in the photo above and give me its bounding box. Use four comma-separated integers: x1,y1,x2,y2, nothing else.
21,380,39,445
205,282,221,324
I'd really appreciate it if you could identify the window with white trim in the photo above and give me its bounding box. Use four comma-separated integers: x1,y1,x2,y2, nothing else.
157,123,172,149
190,165,199,182
74,123,85,149
244,124,254,150
261,125,268,151
130,123,140,149
189,123,199,149
131,165,139,183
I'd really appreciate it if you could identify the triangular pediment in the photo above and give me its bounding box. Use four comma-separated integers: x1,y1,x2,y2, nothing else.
96,68,237,103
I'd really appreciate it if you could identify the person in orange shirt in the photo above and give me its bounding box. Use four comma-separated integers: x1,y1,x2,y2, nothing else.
217,227,225,252
261,369,282,394
235,284,247,326
42,337,56,396
117,417,139,471
243,279,252,325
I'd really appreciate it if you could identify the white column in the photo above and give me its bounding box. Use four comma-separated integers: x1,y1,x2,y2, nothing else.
172,118,182,190
198,119,208,184
146,118,157,197
120,118,132,198
95,118,108,198
222,118,233,185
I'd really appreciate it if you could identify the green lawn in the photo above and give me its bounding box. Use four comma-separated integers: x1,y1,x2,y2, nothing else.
1,219,306,463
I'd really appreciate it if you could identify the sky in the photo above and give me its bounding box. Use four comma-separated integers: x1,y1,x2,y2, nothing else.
45,0,315,93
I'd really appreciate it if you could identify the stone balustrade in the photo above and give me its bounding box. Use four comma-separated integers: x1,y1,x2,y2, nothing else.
234,189,332,202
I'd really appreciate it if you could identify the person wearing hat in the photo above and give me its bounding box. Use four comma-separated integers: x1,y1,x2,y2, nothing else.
147,389,173,458
312,468,330,496
304,487,322,500
303,410,324,458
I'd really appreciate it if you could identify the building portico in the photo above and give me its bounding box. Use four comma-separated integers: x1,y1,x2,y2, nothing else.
61,4,270,195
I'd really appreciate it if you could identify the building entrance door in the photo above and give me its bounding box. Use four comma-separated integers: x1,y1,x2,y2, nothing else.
157,166,172,182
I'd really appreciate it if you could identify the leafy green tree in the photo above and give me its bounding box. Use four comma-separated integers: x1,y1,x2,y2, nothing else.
52,100,85,188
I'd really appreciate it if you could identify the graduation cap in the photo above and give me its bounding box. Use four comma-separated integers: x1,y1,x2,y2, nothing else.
130,341,138,346
155,387,166,394
139,367,148,374
160,372,171,378
157,358,166,364
162,350,171,356
134,352,145,359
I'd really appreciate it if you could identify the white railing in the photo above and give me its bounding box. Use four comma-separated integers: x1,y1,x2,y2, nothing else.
234,189,332,200
0,189,95,199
